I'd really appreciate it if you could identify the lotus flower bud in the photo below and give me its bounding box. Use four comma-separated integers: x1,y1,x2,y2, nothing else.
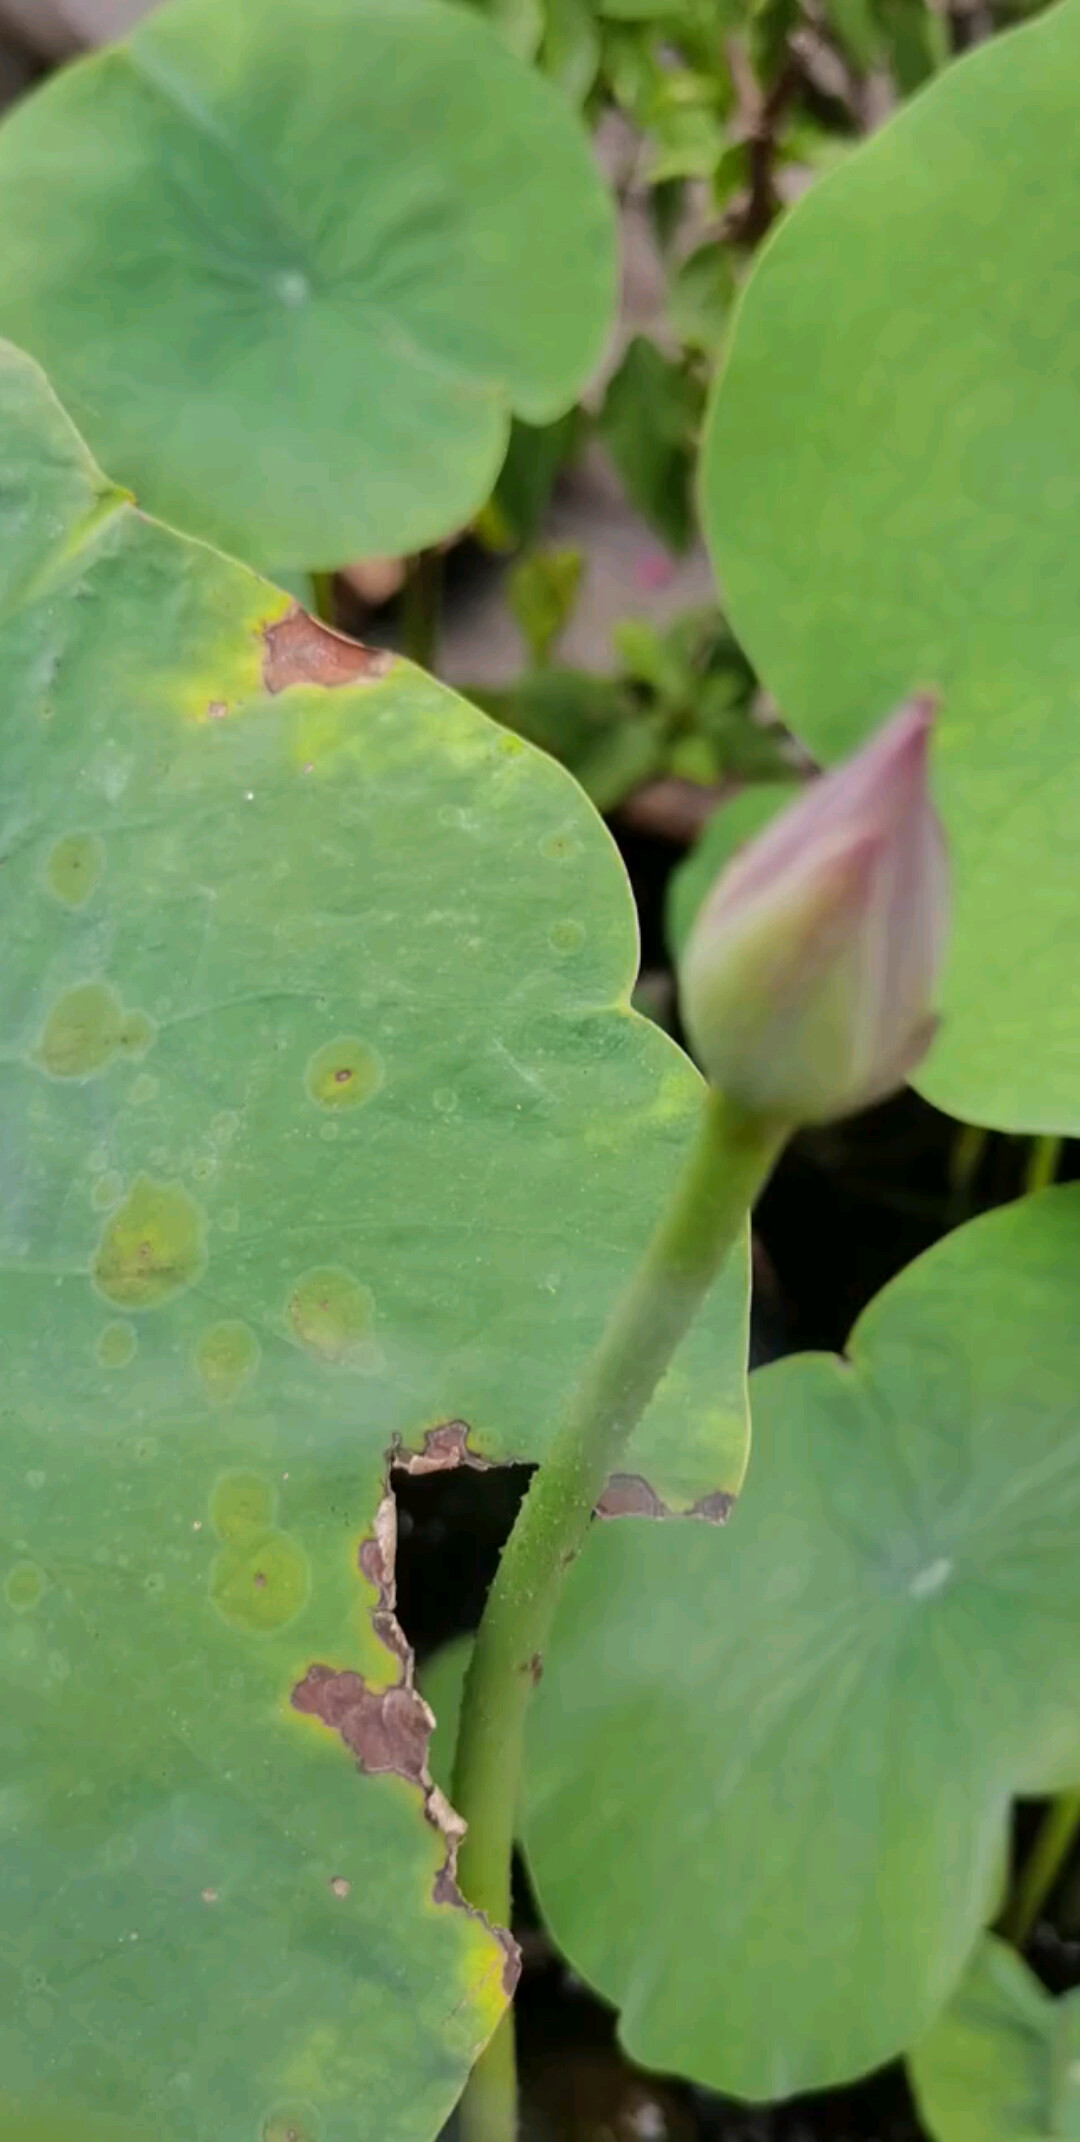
678,697,948,1127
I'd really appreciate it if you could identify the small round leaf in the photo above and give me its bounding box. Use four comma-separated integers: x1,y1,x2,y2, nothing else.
0,0,615,569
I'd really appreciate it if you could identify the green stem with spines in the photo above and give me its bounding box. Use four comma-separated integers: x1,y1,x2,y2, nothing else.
452,1089,787,2142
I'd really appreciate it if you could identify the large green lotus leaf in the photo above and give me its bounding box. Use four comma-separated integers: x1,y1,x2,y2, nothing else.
701,0,1080,1135
0,343,747,2138
0,0,614,572
910,1936,1080,2142
525,1188,1080,2100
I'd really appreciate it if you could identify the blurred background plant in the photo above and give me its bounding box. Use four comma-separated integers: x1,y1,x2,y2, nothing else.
335,0,1056,840
0,0,1052,851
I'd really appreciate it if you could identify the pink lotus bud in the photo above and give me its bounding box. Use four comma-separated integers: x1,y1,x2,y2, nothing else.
678,697,948,1126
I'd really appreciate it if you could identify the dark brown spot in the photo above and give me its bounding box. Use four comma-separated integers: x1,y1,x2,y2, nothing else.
431,1816,520,1998
394,1420,489,1476
356,1497,412,1676
334,1066,352,1083
261,607,391,694
690,1488,735,1523
596,1473,736,1523
501,1935,521,1996
292,1665,432,1782
596,1473,666,1519
322,1483,520,1997
252,1570,267,1589
525,1653,543,1685
357,1535,390,1593
432,1862,460,1907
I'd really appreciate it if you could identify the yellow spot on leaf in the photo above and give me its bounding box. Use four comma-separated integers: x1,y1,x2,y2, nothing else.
286,1266,377,1370
209,1470,276,1543
91,1176,205,1309
195,1321,260,1403
45,832,105,908
210,1531,310,1634
304,1037,382,1111
96,1321,136,1368
259,2102,323,2142
549,919,585,954
5,1562,45,1613
36,983,154,1080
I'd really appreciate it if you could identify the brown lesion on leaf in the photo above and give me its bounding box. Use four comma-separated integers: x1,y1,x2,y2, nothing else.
596,1472,667,1519
292,1482,519,1999
689,1487,735,1522
292,1663,433,1781
393,1419,492,1477
357,1497,411,1678
597,1471,734,1523
261,606,393,694
297,1422,731,1995
396,1423,733,1519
